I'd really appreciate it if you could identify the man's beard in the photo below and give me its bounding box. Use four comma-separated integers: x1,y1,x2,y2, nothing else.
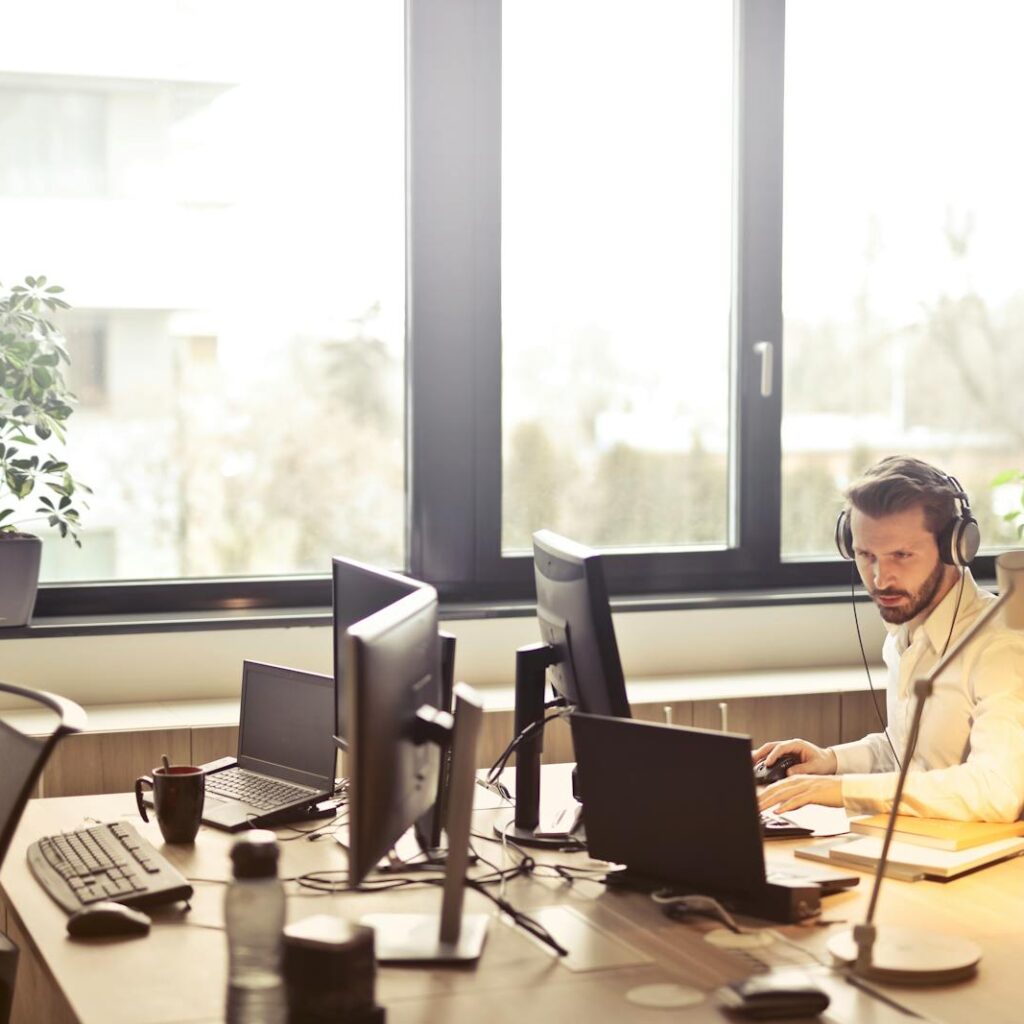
870,558,947,624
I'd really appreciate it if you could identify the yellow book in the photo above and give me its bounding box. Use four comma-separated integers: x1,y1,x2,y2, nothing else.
849,814,1024,851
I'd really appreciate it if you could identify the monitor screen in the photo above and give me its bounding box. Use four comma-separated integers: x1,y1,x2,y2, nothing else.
533,530,631,718
345,584,444,884
332,556,423,746
237,661,335,789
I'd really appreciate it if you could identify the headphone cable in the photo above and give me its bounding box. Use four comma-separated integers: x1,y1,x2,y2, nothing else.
850,564,902,772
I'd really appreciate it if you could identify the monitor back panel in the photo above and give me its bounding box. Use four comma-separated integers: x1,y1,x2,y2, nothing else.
571,713,767,902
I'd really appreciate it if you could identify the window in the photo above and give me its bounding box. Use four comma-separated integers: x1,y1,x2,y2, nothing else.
501,1,735,554
5,0,1014,616
1,2,406,590
782,0,1024,559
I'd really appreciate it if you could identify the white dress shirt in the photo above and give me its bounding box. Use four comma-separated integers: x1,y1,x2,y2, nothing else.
832,568,1024,821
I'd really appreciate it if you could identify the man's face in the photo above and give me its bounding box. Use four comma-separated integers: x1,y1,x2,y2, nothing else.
850,505,956,624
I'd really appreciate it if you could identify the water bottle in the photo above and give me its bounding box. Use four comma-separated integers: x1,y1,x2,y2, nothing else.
225,830,286,1024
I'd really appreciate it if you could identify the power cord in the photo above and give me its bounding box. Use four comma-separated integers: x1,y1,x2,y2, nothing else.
485,701,573,789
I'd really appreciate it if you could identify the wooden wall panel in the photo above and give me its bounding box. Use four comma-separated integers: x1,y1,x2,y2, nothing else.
840,689,887,744
692,693,840,750
41,730,191,798
190,725,238,766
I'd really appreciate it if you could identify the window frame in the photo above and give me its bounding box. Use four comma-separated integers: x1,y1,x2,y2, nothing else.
27,0,1003,621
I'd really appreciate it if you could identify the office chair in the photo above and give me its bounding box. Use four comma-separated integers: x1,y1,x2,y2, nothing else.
0,681,86,1024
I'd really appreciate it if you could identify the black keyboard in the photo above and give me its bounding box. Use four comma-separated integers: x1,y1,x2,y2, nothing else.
27,821,194,914
760,810,814,839
205,766,315,811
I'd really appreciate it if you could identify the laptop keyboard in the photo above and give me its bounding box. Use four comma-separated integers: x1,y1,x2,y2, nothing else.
205,767,315,811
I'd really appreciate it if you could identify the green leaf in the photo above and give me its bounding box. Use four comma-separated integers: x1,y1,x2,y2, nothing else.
991,469,1023,487
0,508,12,522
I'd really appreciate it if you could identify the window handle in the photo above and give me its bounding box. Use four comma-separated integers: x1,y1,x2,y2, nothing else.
753,341,774,398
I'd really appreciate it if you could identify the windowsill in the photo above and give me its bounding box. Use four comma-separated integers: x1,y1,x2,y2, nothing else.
0,583,894,640
0,665,878,736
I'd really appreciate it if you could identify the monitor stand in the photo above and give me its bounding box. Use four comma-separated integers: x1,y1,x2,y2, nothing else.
493,643,582,849
362,684,490,962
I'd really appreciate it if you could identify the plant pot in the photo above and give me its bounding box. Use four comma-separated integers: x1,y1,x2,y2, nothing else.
0,534,42,627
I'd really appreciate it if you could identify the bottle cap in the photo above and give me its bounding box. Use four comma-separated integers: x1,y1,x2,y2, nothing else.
230,829,280,879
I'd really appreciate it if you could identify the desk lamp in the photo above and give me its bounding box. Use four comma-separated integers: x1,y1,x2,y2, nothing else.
826,550,1024,984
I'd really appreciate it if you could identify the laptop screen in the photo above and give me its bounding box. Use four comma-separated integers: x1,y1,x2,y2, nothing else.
570,713,768,902
237,661,335,789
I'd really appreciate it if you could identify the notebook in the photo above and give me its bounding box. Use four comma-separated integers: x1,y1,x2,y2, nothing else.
569,713,859,922
148,661,337,832
796,833,1024,881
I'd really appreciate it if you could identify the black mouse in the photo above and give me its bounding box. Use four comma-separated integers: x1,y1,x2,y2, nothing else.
67,902,151,938
753,753,801,786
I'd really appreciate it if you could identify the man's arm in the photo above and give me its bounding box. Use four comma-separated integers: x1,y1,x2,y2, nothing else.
763,635,1024,821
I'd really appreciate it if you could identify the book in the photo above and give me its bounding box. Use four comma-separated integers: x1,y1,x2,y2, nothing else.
848,814,1024,851
795,834,1024,881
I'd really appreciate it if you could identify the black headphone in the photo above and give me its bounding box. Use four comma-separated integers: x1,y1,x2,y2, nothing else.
834,473,980,568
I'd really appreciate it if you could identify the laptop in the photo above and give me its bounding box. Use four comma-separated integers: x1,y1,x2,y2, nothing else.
569,713,858,923
157,661,336,832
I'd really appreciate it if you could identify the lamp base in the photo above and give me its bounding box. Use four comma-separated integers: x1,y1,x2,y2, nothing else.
826,926,981,985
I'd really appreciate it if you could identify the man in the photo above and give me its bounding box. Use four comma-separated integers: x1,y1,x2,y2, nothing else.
755,455,1024,822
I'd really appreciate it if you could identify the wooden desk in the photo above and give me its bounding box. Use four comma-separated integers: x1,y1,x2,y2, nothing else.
1,790,1020,1024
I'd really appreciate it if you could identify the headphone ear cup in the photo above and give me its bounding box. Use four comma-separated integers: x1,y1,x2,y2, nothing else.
954,515,981,567
938,513,981,566
835,509,854,560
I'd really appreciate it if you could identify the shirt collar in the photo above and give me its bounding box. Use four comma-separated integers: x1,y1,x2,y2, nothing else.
903,567,983,653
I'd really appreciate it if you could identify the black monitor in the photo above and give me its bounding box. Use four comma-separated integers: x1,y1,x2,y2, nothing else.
496,530,631,847
345,584,489,961
332,556,425,748
533,530,631,718
332,556,455,851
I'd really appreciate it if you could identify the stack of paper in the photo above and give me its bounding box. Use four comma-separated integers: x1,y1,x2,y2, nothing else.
848,814,1024,851
795,834,1024,881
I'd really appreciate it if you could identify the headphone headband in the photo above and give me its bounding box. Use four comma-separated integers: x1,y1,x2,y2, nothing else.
835,471,980,567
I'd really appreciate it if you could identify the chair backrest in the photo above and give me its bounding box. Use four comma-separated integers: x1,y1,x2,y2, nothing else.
0,681,86,869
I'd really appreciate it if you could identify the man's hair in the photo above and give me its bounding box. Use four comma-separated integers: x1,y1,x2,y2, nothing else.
844,456,958,538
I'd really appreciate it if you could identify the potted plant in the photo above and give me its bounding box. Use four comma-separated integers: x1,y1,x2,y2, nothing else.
0,275,90,627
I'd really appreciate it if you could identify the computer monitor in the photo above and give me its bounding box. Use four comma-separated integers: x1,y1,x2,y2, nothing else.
534,530,631,718
332,556,455,850
496,529,631,847
345,585,488,961
332,556,425,748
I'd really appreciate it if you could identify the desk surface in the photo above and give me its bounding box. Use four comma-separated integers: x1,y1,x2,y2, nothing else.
2,788,1022,1024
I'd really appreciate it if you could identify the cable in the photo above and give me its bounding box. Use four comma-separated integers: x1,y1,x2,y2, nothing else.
850,564,902,772
485,703,573,787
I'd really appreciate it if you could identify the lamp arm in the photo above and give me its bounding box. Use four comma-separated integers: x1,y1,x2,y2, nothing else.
920,584,1014,689
860,580,1015,940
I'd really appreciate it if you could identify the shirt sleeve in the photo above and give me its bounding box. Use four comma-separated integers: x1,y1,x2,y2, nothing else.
839,634,1024,822
831,731,899,776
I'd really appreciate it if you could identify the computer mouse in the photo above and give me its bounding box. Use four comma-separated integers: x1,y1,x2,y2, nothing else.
753,753,801,786
66,902,152,938
717,974,830,1018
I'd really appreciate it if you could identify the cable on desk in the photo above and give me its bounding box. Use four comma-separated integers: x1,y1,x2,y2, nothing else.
485,702,573,788
290,857,569,957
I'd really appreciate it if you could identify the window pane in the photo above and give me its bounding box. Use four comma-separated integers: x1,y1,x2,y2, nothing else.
782,0,1024,558
501,1,735,554
0,1,405,581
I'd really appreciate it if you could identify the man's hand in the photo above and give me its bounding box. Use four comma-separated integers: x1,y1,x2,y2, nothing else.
758,774,842,813
751,738,838,777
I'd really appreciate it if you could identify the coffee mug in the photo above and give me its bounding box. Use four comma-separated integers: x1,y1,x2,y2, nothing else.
135,765,205,843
